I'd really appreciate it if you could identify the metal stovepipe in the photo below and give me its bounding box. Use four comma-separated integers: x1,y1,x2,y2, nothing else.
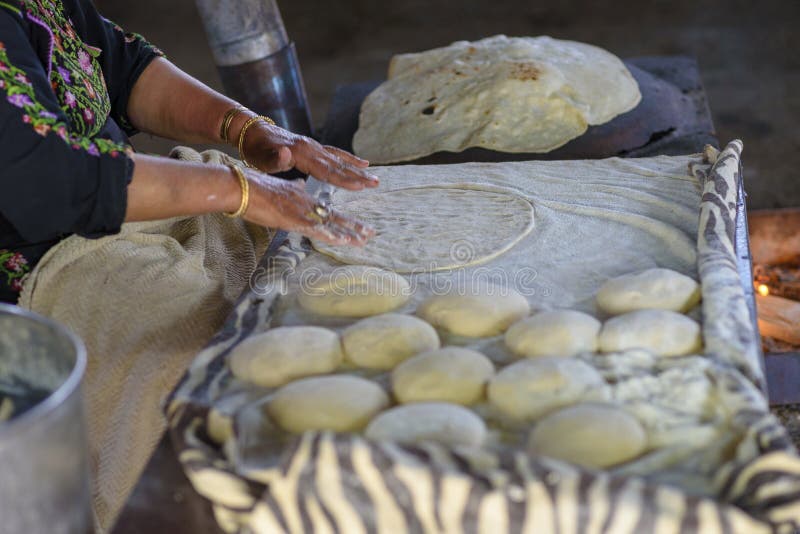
194,0,314,137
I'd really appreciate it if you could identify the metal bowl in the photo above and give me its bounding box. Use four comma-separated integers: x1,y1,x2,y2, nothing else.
0,303,91,534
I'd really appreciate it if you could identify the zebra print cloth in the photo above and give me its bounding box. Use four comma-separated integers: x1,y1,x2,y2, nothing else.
166,141,800,533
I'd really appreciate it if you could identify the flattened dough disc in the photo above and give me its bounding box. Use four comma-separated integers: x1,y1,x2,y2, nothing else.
311,185,535,273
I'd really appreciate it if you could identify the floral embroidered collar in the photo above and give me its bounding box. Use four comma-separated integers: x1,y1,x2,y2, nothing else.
22,0,110,137
0,0,129,156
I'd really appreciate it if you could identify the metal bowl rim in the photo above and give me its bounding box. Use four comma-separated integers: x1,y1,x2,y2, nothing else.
0,303,87,436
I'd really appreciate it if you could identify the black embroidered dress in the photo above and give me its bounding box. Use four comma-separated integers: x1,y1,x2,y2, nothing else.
0,0,162,302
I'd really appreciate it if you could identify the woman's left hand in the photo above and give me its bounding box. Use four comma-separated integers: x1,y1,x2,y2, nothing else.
238,120,380,191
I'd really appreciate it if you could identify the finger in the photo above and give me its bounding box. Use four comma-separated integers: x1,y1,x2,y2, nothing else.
326,210,375,238
275,146,294,172
324,217,372,245
292,140,378,188
324,145,370,168
285,201,352,245
310,156,379,190
326,222,369,246
293,200,373,246
299,220,354,246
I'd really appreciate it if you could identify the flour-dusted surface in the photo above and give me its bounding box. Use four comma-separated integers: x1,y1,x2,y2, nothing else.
246,155,719,489
299,155,700,319
312,185,535,273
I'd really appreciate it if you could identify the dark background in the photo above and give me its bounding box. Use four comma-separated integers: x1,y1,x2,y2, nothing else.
95,0,799,209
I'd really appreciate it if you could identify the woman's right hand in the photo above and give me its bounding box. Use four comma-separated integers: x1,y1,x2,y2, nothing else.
240,168,375,247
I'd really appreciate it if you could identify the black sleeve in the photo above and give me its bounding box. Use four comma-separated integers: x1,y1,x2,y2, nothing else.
0,7,133,242
64,0,164,136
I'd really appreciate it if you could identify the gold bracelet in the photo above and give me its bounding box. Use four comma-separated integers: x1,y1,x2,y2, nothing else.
219,105,246,143
237,115,276,168
225,164,250,218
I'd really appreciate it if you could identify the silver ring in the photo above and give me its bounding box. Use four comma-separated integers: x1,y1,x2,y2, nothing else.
308,202,331,223
314,202,331,220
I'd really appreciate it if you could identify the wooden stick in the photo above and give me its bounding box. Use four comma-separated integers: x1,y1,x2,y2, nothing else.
757,293,800,345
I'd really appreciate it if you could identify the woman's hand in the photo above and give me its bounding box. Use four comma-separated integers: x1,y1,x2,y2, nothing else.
241,168,375,246
237,119,380,191
126,155,374,246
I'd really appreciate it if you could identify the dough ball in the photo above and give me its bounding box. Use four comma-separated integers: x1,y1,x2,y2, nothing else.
416,286,530,337
229,326,342,388
297,266,411,317
268,375,389,433
505,310,601,358
206,408,234,445
487,357,607,421
598,309,702,357
596,268,701,315
528,403,647,469
342,313,440,370
391,347,495,405
365,402,486,447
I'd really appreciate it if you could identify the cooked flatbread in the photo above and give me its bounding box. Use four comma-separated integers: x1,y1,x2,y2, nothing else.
311,184,535,273
353,35,641,163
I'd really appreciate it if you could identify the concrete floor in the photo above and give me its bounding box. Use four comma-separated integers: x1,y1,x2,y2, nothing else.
95,0,799,209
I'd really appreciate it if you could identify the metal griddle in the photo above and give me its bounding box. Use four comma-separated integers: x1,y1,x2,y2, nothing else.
319,56,717,163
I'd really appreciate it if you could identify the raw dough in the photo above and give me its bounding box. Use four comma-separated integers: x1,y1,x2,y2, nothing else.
599,309,702,357
487,357,608,420
417,285,530,337
365,402,487,447
229,326,342,388
528,403,648,469
391,347,495,405
297,265,411,317
267,375,389,433
206,408,234,445
311,185,535,273
505,310,601,358
342,313,440,370
353,35,641,163
596,267,701,315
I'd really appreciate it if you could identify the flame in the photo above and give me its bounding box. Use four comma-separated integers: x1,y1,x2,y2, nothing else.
757,284,770,297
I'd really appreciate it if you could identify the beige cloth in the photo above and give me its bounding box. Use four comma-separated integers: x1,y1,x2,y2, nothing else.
18,148,272,533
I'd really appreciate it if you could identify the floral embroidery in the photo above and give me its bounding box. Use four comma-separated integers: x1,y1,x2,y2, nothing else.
105,17,165,58
24,0,111,138
103,17,164,134
0,40,130,156
0,249,30,293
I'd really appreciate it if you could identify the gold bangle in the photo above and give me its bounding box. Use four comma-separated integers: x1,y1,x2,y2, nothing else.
220,105,247,143
225,164,250,218
237,115,276,168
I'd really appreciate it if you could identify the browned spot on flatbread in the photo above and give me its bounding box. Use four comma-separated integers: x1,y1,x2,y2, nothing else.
510,62,541,81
